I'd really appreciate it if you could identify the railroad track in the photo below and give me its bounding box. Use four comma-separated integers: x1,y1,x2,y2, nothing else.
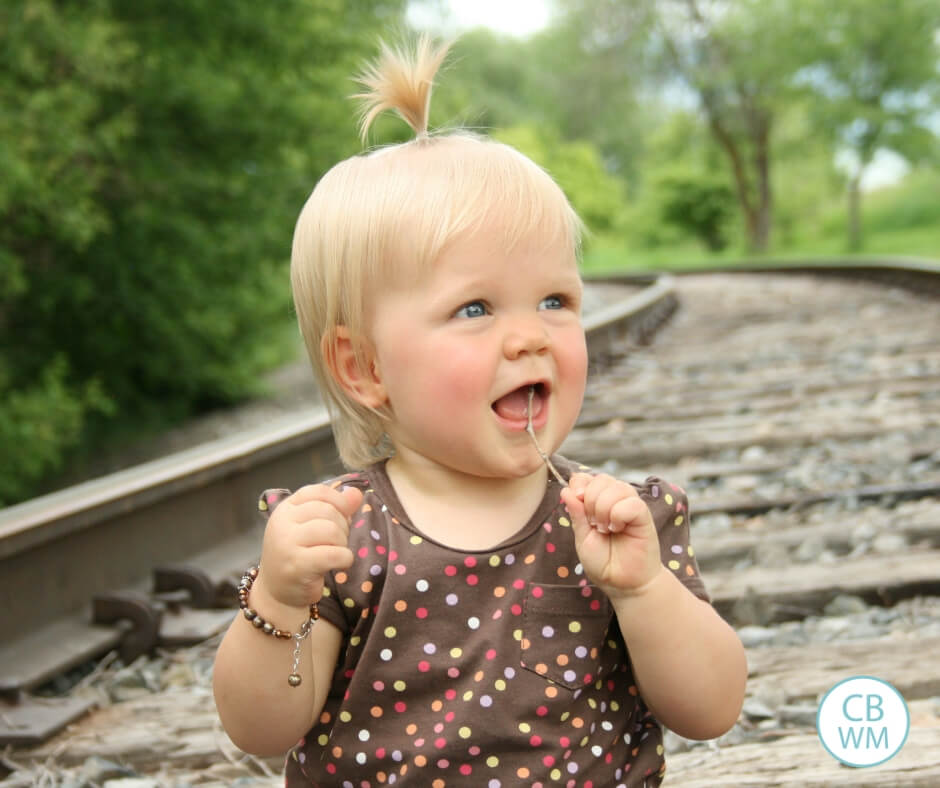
2,261,939,786
0,276,674,746
571,266,940,786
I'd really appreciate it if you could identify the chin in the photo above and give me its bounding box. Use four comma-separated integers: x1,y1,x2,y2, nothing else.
510,450,555,480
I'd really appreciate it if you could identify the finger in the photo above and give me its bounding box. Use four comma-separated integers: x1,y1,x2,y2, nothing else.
293,517,352,550
290,483,349,507
567,473,593,500
289,483,362,523
302,544,355,577
281,503,351,551
288,544,356,604
337,485,365,519
561,487,593,545
593,483,634,531
290,498,354,530
579,474,613,526
609,495,652,534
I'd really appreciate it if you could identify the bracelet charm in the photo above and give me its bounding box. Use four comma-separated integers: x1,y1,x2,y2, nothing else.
237,565,319,687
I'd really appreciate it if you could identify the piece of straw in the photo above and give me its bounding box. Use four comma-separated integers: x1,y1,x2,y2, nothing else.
526,386,567,486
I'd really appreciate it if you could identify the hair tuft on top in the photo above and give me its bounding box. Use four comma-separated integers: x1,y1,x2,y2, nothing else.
354,35,451,143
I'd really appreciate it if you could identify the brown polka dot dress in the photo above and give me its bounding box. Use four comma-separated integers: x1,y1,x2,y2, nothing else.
272,455,709,787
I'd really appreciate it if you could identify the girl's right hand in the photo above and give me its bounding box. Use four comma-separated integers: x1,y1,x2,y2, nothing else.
257,483,364,609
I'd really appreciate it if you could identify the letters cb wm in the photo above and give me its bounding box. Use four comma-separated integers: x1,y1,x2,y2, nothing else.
816,675,910,767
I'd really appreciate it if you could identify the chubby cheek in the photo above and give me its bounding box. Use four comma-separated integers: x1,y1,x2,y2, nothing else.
549,342,587,444
558,333,588,405
425,347,491,409
381,338,488,421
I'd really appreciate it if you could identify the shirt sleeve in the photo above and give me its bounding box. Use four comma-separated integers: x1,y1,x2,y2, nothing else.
635,476,710,603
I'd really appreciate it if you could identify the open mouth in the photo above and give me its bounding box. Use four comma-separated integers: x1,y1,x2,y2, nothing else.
492,382,548,422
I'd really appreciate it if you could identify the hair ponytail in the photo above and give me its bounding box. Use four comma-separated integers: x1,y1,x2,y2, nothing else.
354,35,451,143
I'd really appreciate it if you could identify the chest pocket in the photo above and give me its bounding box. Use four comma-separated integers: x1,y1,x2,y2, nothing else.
520,582,612,690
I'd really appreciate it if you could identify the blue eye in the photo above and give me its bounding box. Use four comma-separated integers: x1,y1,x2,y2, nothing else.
539,295,565,310
455,301,488,319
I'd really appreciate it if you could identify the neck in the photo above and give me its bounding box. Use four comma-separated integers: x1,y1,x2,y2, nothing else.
385,451,550,550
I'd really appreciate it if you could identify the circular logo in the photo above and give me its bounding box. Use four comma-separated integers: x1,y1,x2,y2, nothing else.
817,676,909,767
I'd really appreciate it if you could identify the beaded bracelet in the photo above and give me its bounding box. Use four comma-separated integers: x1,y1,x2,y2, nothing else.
238,565,319,687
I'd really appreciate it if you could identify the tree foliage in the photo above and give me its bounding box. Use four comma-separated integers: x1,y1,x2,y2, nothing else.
559,0,940,253
4,1,938,505
792,0,940,248
495,125,629,238
654,168,735,251
524,18,649,187
439,29,547,131
0,0,403,505
560,0,813,252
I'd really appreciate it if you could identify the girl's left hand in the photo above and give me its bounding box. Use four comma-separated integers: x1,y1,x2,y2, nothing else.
561,473,663,598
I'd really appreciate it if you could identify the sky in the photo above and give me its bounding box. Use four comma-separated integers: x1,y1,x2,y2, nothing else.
406,0,554,38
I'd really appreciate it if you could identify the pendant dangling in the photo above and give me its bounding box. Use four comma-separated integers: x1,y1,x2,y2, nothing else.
287,603,317,687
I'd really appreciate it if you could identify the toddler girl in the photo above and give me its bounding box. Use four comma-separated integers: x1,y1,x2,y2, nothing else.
214,36,746,787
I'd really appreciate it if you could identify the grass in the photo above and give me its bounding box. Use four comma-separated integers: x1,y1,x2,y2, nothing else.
583,214,939,275
582,168,940,275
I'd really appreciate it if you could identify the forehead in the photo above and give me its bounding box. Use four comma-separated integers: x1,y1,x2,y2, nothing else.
364,135,582,275
432,226,580,282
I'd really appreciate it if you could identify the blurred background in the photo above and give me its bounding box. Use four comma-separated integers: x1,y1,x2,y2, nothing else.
1,0,937,507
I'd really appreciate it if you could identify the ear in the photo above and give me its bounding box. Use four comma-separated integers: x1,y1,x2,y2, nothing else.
322,326,388,409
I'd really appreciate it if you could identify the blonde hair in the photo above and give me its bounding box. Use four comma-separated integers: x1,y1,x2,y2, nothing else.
291,35,584,469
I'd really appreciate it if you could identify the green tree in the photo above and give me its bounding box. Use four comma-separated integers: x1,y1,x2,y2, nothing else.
0,0,404,505
439,29,547,131
793,0,940,249
769,99,846,249
0,0,133,503
635,110,735,251
560,0,812,252
495,125,629,239
525,19,649,188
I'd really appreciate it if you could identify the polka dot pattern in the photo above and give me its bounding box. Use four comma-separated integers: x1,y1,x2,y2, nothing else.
273,457,705,787
521,583,610,689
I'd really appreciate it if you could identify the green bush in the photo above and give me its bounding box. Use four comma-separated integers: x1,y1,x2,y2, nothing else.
0,0,403,505
653,168,736,252
0,359,112,506
619,199,689,250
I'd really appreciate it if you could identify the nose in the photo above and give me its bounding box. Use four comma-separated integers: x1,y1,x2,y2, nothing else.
502,314,550,359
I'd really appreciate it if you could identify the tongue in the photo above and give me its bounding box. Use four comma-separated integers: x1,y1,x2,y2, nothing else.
494,387,539,420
